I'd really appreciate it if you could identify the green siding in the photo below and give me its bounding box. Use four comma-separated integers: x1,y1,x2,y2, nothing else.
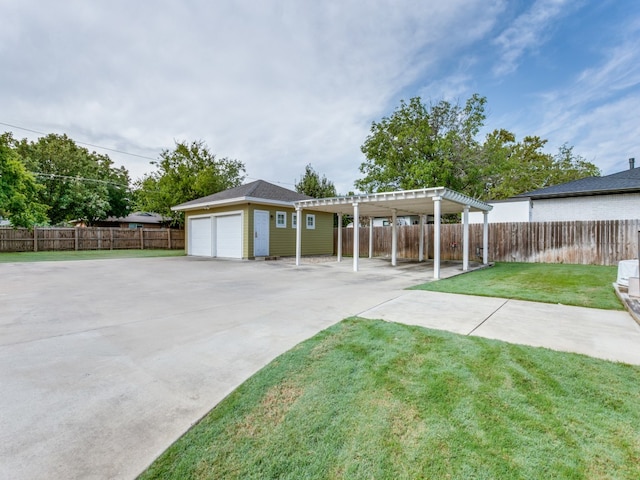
185,203,333,259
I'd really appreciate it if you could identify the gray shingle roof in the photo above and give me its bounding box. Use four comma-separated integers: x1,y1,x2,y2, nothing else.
173,180,311,210
517,167,640,199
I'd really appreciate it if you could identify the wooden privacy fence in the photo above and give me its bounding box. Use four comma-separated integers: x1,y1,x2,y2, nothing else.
334,220,640,266
0,227,185,252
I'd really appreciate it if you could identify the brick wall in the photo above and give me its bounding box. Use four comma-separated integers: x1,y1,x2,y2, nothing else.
531,193,640,222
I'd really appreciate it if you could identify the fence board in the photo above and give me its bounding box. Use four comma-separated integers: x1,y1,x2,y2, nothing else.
0,227,184,252
334,220,640,266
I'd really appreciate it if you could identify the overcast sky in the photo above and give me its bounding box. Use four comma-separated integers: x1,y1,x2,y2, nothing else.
1,0,639,194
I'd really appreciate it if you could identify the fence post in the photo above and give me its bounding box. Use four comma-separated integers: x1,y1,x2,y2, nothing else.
33,227,38,252
140,228,144,250
167,228,171,249
110,228,114,250
75,227,79,251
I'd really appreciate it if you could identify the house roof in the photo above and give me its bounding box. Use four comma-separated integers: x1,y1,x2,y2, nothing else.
172,180,312,211
295,187,492,217
517,167,640,199
107,212,168,224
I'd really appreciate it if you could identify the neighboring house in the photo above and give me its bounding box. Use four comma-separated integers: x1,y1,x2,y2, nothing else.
72,212,171,229
171,180,334,259
470,160,640,223
0,217,10,227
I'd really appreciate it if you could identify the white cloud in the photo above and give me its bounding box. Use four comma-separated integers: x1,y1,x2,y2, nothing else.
517,19,640,174
0,0,507,193
492,0,576,77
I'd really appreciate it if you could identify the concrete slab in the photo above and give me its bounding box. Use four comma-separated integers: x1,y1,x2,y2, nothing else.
359,290,508,335
473,298,640,364
0,256,438,480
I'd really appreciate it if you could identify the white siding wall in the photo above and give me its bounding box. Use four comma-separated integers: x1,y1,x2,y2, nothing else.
531,193,640,221
469,199,530,224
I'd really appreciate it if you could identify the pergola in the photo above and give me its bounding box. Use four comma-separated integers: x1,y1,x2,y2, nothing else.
294,187,492,279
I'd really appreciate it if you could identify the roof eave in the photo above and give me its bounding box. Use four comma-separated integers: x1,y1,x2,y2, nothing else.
172,195,298,211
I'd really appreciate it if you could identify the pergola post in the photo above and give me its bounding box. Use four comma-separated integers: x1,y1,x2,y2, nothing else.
295,206,302,266
433,196,441,279
463,205,470,271
418,215,425,262
352,203,359,272
337,213,343,262
391,209,397,267
483,211,489,265
369,216,374,259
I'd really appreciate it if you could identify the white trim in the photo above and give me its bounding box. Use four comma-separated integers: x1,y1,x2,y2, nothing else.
294,186,492,214
306,213,316,229
291,212,297,229
276,211,287,228
173,195,297,212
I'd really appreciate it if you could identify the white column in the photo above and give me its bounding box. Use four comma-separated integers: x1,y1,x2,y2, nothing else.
352,203,359,272
462,205,470,271
295,206,302,266
418,215,425,262
391,209,397,267
433,196,441,279
483,211,489,265
337,213,343,262
369,216,374,259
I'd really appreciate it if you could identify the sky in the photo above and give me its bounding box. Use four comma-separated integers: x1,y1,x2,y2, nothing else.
1,0,639,194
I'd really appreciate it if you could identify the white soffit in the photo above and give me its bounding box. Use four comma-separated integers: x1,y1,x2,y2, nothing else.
294,187,492,216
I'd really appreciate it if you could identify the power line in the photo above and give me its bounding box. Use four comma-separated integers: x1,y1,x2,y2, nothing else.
3,120,298,187
0,121,157,161
31,172,129,188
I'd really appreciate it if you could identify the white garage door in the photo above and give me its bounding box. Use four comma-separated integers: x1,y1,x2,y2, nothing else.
189,217,213,256
215,214,242,258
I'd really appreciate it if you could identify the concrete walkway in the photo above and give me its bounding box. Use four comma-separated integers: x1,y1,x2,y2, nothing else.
359,290,640,365
1,256,639,480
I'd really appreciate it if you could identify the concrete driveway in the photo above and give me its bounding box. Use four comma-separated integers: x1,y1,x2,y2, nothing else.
2,257,640,479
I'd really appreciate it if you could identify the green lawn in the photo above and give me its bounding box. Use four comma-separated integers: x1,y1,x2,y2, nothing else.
412,262,623,310
0,249,184,262
139,318,640,480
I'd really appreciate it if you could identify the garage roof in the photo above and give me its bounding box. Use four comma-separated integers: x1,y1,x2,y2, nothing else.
294,187,492,216
172,180,311,211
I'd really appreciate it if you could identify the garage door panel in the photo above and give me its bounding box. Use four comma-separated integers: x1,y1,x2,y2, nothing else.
215,214,242,258
189,217,213,256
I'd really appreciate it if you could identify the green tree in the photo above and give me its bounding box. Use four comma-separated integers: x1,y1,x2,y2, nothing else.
356,94,486,193
135,140,245,226
0,133,48,227
15,133,131,225
477,131,600,200
295,164,337,198
356,95,600,200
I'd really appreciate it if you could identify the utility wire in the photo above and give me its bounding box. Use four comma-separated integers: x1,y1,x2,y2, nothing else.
3,120,298,187
31,172,129,188
0,121,157,161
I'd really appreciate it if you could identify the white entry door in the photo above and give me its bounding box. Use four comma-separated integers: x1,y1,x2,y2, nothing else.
215,214,242,258
189,217,213,256
254,210,269,257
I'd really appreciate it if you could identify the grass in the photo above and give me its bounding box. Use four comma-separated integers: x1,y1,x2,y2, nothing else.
139,318,640,480
0,249,184,263
411,262,623,310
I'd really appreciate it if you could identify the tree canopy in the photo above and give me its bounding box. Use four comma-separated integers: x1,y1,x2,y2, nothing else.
0,133,48,227
14,133,131,225
295,164,337,198
356,95,600,199
134,140,245,226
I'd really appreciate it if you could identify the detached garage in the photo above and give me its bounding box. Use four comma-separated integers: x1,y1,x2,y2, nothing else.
172,180,333,259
